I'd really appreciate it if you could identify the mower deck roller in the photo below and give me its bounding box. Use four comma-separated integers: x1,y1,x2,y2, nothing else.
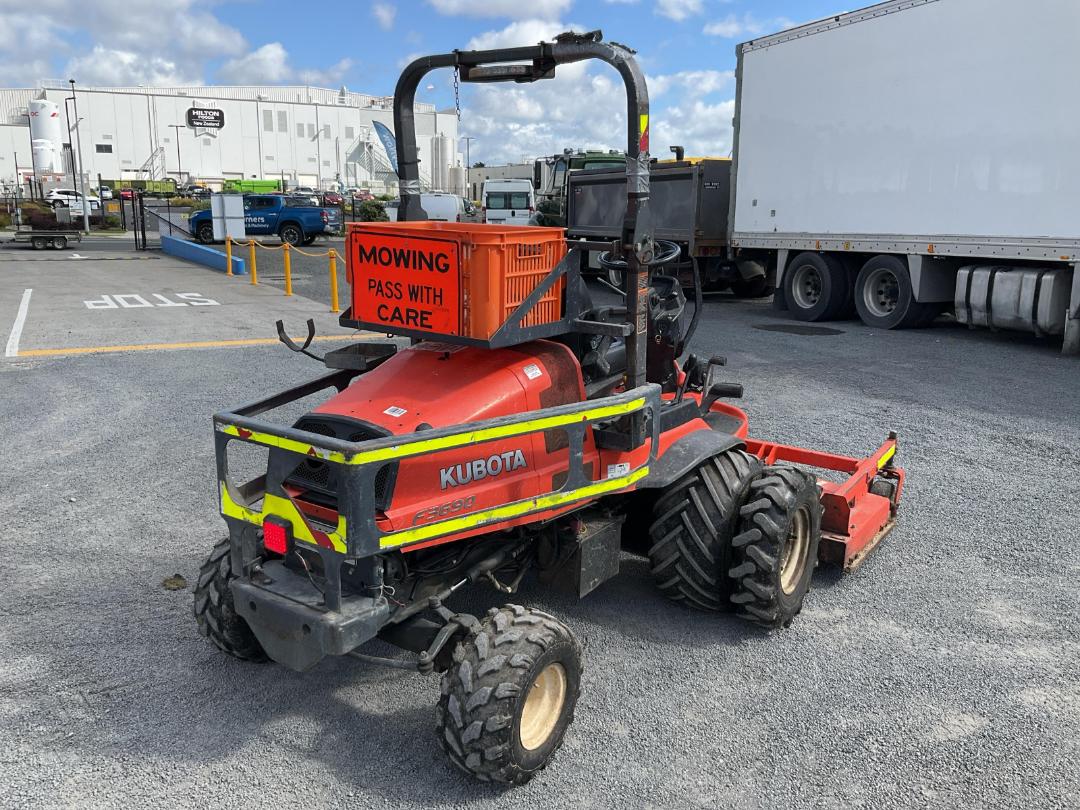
194,30,904,786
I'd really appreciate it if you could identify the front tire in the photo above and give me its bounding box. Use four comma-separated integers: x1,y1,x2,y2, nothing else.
196,222,215,244
437,605,581,785
193,538,267,661
648,449,763,611
729,467,822,628
279,223,304,246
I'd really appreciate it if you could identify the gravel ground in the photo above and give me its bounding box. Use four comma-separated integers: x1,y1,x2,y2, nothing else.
2,290,1078,809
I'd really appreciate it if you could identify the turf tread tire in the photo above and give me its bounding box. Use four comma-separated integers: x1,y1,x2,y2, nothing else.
728,466,823,628
437,605,581,785
192,538,267,661
647,449,763,611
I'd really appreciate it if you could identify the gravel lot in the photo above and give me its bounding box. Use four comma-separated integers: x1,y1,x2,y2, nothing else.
2,279,1078,808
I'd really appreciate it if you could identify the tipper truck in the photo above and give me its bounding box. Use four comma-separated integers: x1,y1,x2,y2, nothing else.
730,0,1080,352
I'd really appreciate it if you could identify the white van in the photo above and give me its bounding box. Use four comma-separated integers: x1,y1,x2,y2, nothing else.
482,179,535,225
385,193,469,222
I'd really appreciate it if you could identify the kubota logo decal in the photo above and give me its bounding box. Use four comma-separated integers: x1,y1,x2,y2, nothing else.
440,450,528,489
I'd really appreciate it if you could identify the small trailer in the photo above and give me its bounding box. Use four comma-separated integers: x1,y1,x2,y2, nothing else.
9,229,82,250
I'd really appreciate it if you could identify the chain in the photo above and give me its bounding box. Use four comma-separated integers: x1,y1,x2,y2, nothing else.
453,66,461,122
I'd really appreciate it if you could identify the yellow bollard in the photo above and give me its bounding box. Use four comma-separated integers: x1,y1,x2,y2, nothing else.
225,237,233,276
283,243,293,296
249,240,258,285
328,249,340,313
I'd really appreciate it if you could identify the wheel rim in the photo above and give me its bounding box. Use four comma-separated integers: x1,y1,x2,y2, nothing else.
790,265,823,310
779,505,812,595
862,267,900,318
284,228,299,244
519,662,567,750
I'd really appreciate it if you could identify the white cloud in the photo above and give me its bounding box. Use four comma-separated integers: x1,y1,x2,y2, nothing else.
220,43,353,86
655,0,703,22
372,2,396,30
704,13,797,39
428,0,571,20
466,19,573,50
0,0,353,88
67,46,201,86
648,69,733,98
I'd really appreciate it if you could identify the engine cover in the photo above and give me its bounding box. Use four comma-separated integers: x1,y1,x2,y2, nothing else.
309,339,596,536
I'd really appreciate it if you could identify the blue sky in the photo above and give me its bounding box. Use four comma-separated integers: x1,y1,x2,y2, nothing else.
0,0,849,163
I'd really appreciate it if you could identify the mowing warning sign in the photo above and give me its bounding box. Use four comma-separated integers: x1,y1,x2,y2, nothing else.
349,230,460,335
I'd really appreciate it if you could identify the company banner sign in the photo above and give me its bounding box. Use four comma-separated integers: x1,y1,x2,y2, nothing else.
186,108,225,129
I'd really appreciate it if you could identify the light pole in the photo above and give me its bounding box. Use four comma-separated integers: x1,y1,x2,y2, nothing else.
68,79,89,232
461,136,475,198
168,124,185,186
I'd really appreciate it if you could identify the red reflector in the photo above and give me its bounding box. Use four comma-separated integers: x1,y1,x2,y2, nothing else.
263,521,288,554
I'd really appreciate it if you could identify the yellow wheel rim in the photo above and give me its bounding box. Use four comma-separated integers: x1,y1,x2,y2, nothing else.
519,662,567,750
779,505,811,595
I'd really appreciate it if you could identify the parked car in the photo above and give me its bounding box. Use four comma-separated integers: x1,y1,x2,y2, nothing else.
98,186,113,200
322,190,343,205
385,192,472,223
189,193,342,245
292,186,317,195
482,179,535,225
45,188,100,211
119,188,135,200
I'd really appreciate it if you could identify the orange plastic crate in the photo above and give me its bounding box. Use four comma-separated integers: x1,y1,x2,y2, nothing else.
346,221,566,341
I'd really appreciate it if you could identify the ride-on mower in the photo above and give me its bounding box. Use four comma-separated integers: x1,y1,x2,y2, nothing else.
194,32,904,785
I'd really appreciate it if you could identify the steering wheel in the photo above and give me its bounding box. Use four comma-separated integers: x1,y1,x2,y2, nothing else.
597,239,681,272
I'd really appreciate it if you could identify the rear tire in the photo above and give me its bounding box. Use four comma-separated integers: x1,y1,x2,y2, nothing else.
31,236,46,250
783,252,850,321
193,538,267,661
196,222,215,244
52,236,67,250
437,605,581,785
853,255,929,329
648,449,763,611
729,467,822,628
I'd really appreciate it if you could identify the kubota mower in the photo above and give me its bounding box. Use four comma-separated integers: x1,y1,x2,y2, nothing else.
194,32,904,785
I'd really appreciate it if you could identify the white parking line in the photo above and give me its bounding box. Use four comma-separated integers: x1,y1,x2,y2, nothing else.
5,288,32,357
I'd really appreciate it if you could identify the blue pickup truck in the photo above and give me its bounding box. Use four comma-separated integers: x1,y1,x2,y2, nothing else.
190,194,342,246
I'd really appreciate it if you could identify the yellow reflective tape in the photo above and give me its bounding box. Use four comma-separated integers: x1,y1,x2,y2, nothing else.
219,424,350,464
348,397,646,465
219,483,347,553
639,113,649,139
877,445,896,470
379,465,649,550
220,396,647,467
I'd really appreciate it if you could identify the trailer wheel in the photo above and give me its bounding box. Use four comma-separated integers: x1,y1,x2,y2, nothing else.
648,449,763,611
729,467,822,628
783,252,850,321
854,255,929,329
196,222,215,244
31,236,47,250
193,538,267,661
437,605,581,785
51,236,67,250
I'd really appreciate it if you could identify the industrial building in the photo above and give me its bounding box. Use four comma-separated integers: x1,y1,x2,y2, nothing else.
0,83,463,194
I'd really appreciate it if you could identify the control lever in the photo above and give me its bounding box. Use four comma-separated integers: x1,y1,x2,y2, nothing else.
675,354,700,403
700,355,743,413
276,319,324,362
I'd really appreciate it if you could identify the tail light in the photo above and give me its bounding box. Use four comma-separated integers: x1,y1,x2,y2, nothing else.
321,210,329,223
262,519,288,555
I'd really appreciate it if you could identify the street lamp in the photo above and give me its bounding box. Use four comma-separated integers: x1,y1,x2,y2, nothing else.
168,124,185,186
68,79,89,232
461,136,476,199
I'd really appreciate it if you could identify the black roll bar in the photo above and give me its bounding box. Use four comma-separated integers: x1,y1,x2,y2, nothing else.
392,30,654,394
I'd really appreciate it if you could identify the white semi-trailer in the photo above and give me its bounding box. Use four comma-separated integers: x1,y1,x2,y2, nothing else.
729,0,1080,353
